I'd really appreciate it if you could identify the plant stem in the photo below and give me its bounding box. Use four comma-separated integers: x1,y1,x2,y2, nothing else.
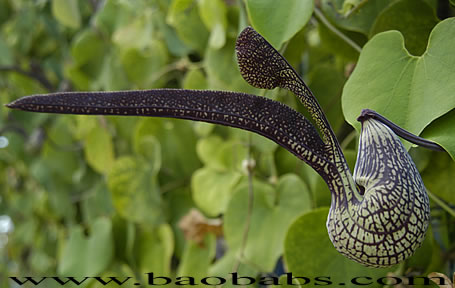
313,7,362,53
427,189,455,218
341,129,358,150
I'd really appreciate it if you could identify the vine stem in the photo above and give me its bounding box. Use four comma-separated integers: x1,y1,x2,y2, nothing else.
313,7,362,53
340,129,358,150
427,189,455,218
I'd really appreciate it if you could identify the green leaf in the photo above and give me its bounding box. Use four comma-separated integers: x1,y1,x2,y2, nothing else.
198,0,227,48
183,68,208,90
134,118,200,180
284,208,394,287
196,136,248,171
58,218,113,276
167,0,209,53
0,35,13,66
245,0,314,49
82,182,115,223
177,235,216,279
71,29,108,67
94,0,135,36
107,156,164,224
95,52,130,91
137,224,174,275
421,152,455,205
84,123,115,174
342,18,455,148
112,10,154,49
223,174,311,271
52,0,81,29
421,108,455,161
133,134,161,171
191,168,242,217
370,0,439,56
120,41,169,88
321,0,392,35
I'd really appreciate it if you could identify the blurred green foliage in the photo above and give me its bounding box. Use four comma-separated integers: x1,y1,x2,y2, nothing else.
1,0,454,287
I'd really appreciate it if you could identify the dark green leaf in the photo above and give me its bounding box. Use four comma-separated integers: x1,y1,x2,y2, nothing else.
370,0,439,55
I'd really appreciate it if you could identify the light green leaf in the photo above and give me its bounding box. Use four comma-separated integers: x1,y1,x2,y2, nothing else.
84,123,115,174
58,218,113,276
112,9,154,49
71,29,108,67
198,0,227,48
94,0,135,35
167,0,209,53
52,0,81,29
370,0,439,56
107,156,164,224
137,224,174,275
191,168,242,217
422,108,455,161
196,136,248,172
245,0,314,49
223,174,311,271
177,235,216,279
183,68,207,90
82,182,115,223
95,52,130,91
134,118,200,180
120,41,169,88
342,18,455,149
133,134,161,171
68,28,109,90
284,208,394,287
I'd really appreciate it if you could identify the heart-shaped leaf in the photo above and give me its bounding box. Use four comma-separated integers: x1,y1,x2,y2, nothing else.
342,18,455,155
